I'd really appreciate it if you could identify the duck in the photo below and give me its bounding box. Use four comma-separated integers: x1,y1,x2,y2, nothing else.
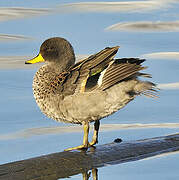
25,37,157,150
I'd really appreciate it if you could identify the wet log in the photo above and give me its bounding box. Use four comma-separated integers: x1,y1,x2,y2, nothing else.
0,133,179,180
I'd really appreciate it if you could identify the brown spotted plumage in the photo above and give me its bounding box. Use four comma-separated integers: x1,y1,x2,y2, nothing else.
25,37,158,150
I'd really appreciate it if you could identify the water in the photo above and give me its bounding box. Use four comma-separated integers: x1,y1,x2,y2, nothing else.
0,0,179,179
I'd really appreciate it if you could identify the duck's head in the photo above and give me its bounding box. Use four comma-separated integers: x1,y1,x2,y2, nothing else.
25,37,75,70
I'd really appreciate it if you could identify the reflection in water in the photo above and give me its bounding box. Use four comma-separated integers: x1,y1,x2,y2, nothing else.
63,149,179,180
82,169,98,180
92,169,98,180
1,134,179,180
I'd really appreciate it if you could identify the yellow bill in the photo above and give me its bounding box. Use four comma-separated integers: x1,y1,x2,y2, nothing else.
25,53,44,64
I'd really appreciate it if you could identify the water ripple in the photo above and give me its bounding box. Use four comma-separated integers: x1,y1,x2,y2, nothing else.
1,123,179,140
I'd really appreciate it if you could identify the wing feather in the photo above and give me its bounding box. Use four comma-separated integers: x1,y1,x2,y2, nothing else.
71,46,120,92
100,58,146,90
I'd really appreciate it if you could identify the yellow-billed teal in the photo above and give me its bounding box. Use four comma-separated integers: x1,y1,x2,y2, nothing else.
25,37,157,150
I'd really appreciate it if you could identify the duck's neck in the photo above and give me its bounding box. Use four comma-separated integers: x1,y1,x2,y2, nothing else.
46,58,75,75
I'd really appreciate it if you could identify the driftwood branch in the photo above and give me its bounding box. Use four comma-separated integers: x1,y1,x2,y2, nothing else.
0,133,179,180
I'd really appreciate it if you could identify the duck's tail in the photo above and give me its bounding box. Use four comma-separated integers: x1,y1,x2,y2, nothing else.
134,81,159,99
